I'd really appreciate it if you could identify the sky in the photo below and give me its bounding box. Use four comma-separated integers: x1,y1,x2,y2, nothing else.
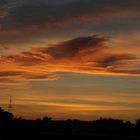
0,0,140,122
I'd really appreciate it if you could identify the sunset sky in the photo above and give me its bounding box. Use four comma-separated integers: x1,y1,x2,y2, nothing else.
0,0,140,122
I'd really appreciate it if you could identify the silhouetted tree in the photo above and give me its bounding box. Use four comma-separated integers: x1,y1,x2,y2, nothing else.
0,107,13,123
136,118,140,127
43,116,52,122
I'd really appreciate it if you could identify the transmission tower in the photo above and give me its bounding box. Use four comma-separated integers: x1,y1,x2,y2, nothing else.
8,96,12,113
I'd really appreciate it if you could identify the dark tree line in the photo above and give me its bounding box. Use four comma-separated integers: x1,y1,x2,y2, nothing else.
0,107,140,138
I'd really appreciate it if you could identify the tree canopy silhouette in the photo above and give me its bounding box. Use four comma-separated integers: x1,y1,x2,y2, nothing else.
0,107,13,123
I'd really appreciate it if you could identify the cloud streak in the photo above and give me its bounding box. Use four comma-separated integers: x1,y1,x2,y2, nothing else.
0,71,58,82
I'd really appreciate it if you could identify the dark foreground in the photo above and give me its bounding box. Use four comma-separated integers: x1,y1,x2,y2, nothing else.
1,120,140,140
1,107,140,139
0,132,140,140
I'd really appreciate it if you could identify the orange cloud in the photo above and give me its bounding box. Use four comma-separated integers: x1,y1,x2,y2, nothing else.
0,35,139,82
